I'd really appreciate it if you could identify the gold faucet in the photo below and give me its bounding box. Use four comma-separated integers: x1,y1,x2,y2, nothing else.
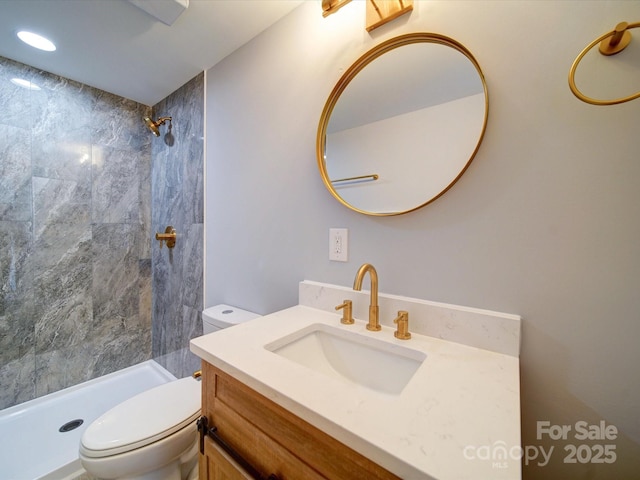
353,263,380,331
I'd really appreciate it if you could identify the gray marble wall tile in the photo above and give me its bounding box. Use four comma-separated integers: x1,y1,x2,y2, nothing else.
32,225,92,353
92,146,140,224
0,57,154,409
35,314,151,398
151,161,183,227
30,222,88,268
151,73,204,378
178,75,204,225
152,242,183,355
139,150,152,260
0,56,35,130
30,70,95,130
183,141,205,224
0,222,34,362
0,126,31,222
154,307,202,378
182,305,203,347
0,56,201,408
29,73,95,182
92,90,150,151
139,259,152,332
89,323,151,378
32,177,91,234
92,223,140,329
0,348,35,407
33,227,146,397
35,338,92,396
32,126,92,183
182,223,204,309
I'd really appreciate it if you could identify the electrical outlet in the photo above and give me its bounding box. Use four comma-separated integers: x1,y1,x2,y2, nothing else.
329,228,348,262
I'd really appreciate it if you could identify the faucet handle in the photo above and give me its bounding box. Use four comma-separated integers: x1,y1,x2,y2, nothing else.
335,300,354,325
393,310,411,340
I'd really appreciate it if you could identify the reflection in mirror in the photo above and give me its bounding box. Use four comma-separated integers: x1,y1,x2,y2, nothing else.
317,33,489,216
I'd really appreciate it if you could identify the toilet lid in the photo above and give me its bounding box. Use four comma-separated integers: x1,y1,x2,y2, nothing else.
80,376,201,458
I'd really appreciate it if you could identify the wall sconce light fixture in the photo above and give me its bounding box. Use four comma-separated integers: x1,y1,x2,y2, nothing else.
322,0,352,17
322,0,413,32
366,0,413,32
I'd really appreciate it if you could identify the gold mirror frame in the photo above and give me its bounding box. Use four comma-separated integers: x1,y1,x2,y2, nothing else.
316,32,489,217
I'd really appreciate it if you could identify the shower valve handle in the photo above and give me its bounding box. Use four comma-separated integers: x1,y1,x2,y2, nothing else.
155,226,176,249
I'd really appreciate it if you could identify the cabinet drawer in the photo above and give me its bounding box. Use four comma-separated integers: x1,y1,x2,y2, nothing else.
202,362,399,480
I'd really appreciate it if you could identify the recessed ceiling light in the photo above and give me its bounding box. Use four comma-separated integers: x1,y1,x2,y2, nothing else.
17,31,56,51
10,78,41,91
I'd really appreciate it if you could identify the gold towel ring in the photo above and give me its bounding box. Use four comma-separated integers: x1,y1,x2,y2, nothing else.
569,21,640,105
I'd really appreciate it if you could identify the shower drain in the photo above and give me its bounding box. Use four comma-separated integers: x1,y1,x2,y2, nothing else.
59,419,84,433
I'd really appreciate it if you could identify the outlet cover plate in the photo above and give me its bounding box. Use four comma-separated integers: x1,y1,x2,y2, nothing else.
329,228,348,262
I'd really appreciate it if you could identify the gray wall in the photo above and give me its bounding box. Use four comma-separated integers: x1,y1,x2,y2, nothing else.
151,73,204,379
0,56,153,409
204,1,640,478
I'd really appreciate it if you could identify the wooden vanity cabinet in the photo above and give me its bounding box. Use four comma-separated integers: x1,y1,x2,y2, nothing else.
199,361,400,480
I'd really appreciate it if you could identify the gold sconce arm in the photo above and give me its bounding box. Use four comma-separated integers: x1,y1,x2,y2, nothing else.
569,21,640,106
156,226,177,249
321,0,413,32
366,0,413,32
322,0,352,17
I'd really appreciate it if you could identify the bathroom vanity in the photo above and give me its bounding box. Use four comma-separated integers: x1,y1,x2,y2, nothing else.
190,281,522,479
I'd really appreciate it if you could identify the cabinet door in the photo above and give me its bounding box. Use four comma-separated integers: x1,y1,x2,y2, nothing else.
202,435,253,480
201,362,400,480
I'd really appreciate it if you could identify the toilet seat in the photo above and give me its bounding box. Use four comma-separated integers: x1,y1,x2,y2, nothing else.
80,376,201,458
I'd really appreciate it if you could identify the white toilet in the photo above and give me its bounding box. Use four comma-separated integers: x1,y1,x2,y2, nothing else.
79,304,260,480
201,304,261,335
79,376,201,480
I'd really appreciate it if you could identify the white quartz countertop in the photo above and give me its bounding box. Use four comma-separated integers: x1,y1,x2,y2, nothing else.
190,304,521,479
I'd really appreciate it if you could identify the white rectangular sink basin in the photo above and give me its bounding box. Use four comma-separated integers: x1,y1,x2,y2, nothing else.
265,323,426,395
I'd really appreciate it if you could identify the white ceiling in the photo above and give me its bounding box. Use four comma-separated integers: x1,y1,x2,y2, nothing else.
0,0,304,106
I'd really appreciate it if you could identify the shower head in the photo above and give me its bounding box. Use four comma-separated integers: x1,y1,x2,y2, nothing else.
144,116,172,137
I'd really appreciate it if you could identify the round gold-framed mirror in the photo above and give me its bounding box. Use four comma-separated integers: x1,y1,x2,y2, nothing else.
316,32,489,216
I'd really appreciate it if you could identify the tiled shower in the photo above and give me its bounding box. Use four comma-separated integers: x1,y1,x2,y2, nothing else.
151,73,204,378
0,56,203,410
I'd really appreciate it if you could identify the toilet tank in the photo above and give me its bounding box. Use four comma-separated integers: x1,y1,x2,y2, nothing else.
202,304,261,334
